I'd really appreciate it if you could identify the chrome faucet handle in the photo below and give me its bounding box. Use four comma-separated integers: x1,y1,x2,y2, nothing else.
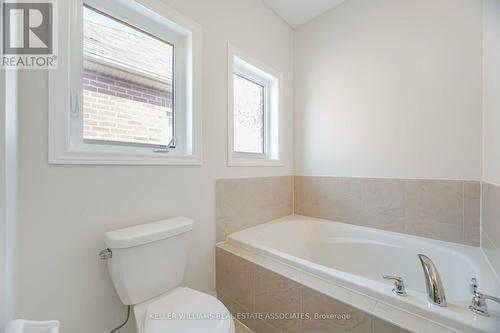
469,277,500,317
383,275,407,297
470,277,478,293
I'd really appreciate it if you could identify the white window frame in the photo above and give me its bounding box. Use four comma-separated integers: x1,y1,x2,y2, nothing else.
227,44,283,166
49,0,202,165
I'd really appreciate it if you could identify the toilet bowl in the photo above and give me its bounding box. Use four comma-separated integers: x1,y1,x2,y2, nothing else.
102,217,234,333
134,287,234,333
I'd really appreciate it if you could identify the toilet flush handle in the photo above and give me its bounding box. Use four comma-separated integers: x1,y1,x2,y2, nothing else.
99,248,112,260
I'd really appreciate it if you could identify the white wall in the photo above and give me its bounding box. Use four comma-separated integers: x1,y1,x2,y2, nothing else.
14,0,293,332
1,68,18,332
294,0,483,180
483,0,500,185
0,68,6,333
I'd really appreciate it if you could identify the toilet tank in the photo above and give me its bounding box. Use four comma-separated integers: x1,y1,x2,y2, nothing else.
104,217,193,305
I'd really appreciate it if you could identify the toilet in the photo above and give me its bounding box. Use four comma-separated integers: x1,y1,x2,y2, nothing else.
102,217,234,333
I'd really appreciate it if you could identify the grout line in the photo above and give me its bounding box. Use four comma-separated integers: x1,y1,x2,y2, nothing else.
294,175,481,182
462,181,465,242
403,179,408,233
479,181,483,248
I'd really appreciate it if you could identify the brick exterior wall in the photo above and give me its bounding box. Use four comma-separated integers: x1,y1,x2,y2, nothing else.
83,68,173,146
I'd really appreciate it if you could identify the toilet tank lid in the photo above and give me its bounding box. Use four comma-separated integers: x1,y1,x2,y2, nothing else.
105,217,193,249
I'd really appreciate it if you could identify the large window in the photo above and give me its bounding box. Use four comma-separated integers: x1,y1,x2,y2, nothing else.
49,0,201,165
228,44,282,166
82,6,174,147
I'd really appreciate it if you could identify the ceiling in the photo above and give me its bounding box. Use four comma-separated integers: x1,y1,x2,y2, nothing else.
263,0,345,28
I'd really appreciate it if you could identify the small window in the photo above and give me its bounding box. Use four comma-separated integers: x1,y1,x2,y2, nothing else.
233,73,265,154
49,0,202,165
228,44,282,166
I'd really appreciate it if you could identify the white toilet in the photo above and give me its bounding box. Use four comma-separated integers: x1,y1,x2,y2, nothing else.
102,217,234,333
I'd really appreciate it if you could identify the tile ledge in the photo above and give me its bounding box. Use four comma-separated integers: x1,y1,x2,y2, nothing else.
481,179,500,187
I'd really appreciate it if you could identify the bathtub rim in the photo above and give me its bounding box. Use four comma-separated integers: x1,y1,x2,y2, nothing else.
217,214,500,333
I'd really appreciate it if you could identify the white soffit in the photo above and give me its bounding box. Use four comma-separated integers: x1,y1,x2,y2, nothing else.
263,0,345,28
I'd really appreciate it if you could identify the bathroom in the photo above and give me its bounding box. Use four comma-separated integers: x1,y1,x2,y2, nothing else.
0,0,499,332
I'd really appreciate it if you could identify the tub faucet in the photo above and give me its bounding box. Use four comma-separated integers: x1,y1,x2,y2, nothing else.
418,254,447,307
469,277,500,316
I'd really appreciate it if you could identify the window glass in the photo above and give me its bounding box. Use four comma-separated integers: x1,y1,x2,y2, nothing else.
82,6,174,146
233,73,265,154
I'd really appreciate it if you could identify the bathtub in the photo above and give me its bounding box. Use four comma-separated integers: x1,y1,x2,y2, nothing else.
221,215,500,333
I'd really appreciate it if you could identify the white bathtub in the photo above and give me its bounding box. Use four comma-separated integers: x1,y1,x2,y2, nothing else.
223,215,500,333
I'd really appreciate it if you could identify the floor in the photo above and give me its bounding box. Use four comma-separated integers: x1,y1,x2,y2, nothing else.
235,320,253,333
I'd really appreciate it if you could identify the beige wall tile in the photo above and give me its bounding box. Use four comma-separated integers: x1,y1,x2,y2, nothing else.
482,231,500,278
463,225,480,247
482,182,500,276
360,178,405,217
254,266,302,333
405,220,463,243
235,320,254,333
482,183,496,239
295,176,361,223
373,318,411,333
301,287,373,333
356,214,406,233
294,176,475,245
482,182,500,248
216,176,293,242
221,296,255,331
253,319,281,333
357,178,405,232
494,184,500,248
464,181,480,227
216,248,255,310
405,180,463,226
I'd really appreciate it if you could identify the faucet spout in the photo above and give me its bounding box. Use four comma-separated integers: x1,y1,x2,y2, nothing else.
418,254,447,307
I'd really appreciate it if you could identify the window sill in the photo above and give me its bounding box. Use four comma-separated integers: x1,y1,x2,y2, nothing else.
227,157,283,167
49,149,202,165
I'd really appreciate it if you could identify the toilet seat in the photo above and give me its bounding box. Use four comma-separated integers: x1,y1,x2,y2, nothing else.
134,287,234,333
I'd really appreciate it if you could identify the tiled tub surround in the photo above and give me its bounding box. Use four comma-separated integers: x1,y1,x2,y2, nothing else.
216,216,500,333
295,177,480,246
215,176,294,242
216,177,480,247
216,246,411,333
482,182,500,278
